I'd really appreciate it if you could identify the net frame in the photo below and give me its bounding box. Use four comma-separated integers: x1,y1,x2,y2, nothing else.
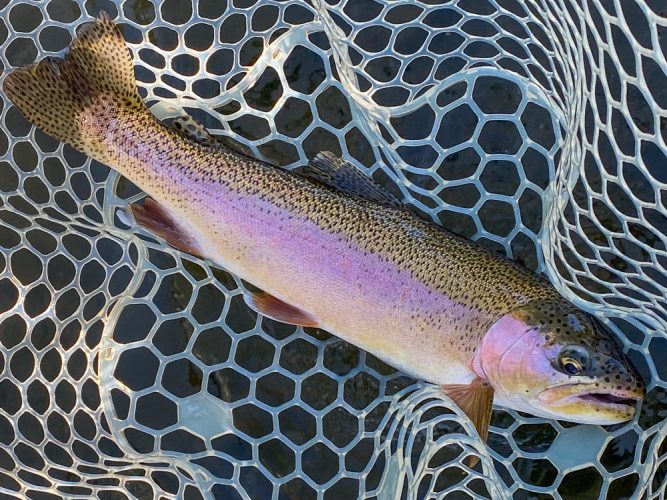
0,0,665,498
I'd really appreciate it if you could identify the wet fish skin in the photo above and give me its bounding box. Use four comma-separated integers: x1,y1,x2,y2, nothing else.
2,14,643,436
79,89,556,380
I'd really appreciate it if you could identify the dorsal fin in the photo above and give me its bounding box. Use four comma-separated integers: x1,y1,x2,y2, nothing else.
299,152,404,209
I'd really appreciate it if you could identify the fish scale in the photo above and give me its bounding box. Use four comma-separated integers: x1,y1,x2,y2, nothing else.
98,92,559,340
115,113,555,364
3,12,643,446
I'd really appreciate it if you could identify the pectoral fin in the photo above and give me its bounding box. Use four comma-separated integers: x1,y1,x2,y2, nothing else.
440,378,494,466
244,291,318,327
129,198,203,258
298,152,404,209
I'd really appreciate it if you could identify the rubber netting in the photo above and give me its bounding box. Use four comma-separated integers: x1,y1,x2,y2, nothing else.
0,0,666,498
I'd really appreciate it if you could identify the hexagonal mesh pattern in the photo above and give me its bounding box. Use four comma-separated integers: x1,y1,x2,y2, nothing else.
0,0,665,498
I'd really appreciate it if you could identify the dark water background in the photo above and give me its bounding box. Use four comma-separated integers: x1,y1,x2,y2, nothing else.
0,0,665,498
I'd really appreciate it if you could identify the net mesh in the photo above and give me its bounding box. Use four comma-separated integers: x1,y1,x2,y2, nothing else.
0,0,665,498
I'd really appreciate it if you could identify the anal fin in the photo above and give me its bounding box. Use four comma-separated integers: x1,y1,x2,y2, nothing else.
441,377,494,467
244,291,318,327
129,198,203,258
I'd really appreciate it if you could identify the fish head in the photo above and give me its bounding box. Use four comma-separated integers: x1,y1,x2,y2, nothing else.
472,300,644,424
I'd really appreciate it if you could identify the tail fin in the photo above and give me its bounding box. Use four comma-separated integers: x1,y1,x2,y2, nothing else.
2,12,143,151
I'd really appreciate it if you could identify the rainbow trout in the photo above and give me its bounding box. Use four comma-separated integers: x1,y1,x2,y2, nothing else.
3,14,643,442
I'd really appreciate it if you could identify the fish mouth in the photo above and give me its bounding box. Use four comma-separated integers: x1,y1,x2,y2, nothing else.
539,384,642,411
576,392,638,407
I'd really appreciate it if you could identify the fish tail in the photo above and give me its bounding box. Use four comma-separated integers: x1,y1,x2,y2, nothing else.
2,12,145,151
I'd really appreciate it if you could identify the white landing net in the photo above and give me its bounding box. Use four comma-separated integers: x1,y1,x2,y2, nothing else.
0,0,666,498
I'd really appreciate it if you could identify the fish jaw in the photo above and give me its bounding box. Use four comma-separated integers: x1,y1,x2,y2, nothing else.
536,383,641,424
473,309,644,425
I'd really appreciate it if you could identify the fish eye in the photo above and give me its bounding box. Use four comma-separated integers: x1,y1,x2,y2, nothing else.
561,358,582,375
558,346,590,376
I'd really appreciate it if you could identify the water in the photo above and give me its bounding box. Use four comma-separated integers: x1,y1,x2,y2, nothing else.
1,0,666,498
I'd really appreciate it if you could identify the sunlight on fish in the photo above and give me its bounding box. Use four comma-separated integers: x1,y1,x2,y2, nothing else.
2,13,644,453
